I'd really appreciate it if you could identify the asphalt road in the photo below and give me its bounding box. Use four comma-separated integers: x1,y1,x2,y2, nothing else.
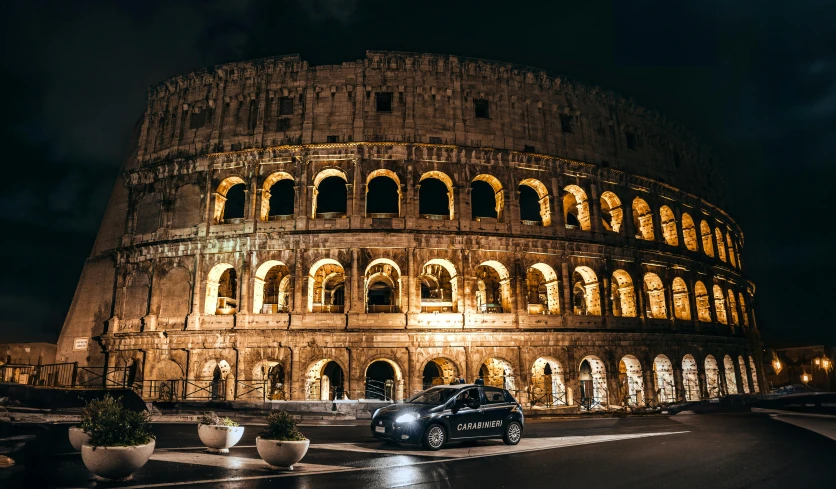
15,412,836,488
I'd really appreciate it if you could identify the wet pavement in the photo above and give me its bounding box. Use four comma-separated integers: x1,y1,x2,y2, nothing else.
8,413,836,488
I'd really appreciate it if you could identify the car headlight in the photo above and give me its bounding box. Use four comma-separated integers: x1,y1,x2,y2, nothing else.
372,408,382,419
395,413,419,424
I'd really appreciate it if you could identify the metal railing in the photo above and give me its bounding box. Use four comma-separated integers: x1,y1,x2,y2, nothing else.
0,365,35,384
141,379,227,402
222,217,245,225
367,304,400,313
311,304,344,313
315,212,347,219
477,303,504,313
267,214,293,221
684,378,701,401
420,214,447,220
0,362,130,389
530,389,567,408
367,213,399,219
521,219,541,226
365,378,394,401
234,379,269,400
657,379,676,404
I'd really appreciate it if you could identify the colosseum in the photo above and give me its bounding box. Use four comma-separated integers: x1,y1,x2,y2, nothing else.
56,51,764,409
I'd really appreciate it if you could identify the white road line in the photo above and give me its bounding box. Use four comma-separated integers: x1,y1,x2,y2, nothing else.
105,430,689,489
149,451,344,472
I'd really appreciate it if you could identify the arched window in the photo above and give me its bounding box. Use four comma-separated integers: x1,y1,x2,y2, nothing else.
600,191,623,232
726,233,737,267
213,176,246,224
727,290,739,326
723,355,738,394
366,170,400,217
308,259,345,313
700,221,714,257
739,292,749,327
253,260,291,314
610,270,637,317
312,169,348,218
365,258,401,313
620,355,644,406
694,281,711,322
654,355,675,403
563,185,590,230
704,355,721,398
681,213,698,251
632,198,655,240
519,178,551,226
531,358,566,406
660,206,678,246
474,261,511,313
682,355,700,401
205,263,237,315
578,355,607,408
715,228,727,262
472,174,503,220
419,171,454,219
713,285,727,324
420,259,458,312
261,172,294,221
572,266,600,315
738,356,751,393
643,273,667,319
672,278,691,320
526,264,560,314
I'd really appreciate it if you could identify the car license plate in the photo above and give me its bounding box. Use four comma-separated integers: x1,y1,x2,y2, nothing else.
375,426,386,433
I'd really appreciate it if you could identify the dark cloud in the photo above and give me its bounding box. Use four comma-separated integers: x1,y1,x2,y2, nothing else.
0,0,834,345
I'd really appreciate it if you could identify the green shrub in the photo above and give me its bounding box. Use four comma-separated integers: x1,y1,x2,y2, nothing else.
81,394,154,447
199,411,239,427
259,411,306,441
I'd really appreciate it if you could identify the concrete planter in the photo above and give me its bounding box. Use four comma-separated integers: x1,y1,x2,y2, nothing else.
255,437,309,470
68,426,90,451
197,424,245,454
81,440,155,481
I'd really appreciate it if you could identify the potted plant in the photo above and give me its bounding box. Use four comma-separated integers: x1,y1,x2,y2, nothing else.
256,411,309,470
197,412,244,454
80,395,155,481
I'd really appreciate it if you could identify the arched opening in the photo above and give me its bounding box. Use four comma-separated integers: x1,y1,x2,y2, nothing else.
253,260,291,314
681,213,698,251
422,358,459,389
695,281,712,322
474,260,511,313
749,356,760,393
366,171,400,217
705,355,721,398
313,170,348,218
713,285,728,324
250,360,287,400
632,198,655,240
308,259,345,313
660,206,678,246
213,176,247,224
365,359,401,401
579,355,607,409
654,355,675,403
715,228,727,262
530,357,566,407
563,185,590,230
519,178,551,226
643,273,667,319
472,174,503,220
600,191,623,232
682,355,700,401
572,266,601,316
619,355,644,407
672,278,691,320
723,355,738,394
610,270,637,317
198,359,231,401
261,172,294,221
365,258,401,313
205,263,237,315
738,356,751,393
124,272,150,320
727,290,740,326
726,233,738,267
305,359,345,400
526,264,560,314
420,259,457,312
700,221,715,257
479,357,515,391
419,171,454,219
739,293,749,327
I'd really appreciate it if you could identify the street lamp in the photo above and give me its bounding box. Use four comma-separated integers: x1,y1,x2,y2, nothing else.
772,359,782,373
801,372,812,384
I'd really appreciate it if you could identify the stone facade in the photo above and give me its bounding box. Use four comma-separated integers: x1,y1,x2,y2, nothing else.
56,51,763,408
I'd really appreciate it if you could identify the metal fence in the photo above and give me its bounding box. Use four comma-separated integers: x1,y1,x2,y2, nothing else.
0,362,130,389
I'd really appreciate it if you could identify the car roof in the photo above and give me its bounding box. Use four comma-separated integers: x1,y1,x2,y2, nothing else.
427,384,503,390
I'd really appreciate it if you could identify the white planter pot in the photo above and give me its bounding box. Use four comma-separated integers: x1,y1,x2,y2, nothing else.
68,426,90,451
81,440,155,481
256,437,309,470
197,424,245,454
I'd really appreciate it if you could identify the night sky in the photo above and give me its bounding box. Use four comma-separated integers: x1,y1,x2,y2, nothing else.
1,1,834,345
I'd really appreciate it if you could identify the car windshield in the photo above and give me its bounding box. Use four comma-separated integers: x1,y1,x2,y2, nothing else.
406,387,459,405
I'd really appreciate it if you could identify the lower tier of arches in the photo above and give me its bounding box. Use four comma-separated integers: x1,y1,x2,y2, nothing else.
103,330,764,408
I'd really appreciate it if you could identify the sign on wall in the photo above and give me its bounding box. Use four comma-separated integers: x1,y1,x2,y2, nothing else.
73,338,88,351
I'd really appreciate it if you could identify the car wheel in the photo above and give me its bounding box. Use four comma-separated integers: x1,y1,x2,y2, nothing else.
422,424,446,450
503,421,522,445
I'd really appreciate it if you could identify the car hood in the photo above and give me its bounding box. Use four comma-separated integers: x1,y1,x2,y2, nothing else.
374,403,442,419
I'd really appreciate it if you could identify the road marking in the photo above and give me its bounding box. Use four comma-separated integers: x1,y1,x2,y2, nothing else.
149,451,344,472
111,431,689,488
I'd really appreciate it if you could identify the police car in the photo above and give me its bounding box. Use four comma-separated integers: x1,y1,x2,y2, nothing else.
370,384,524,450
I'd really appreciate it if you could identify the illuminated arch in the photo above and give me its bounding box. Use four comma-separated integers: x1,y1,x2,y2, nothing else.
308,258,346,312
305,358,346,400
715,228,727,262
253,260,290,314
527,263,560,314
620,355,644,406
682,355,700,401
723,355,738,394
738,356,751,393
700,221,714,257
364,357,405,401
739,292,749,327
681,212,698,251
420,258,458,312
749,356,760,393
479,357,516,391
204,263,236,315
365,258,402,313
563,185,591,230
519,178,551,226
472,174,504,220
578,355,608,408
695,281,712,322
365,169,401,217
312,168,348,218
213,176,246,224
713,285,728,325
421,357,460,388
727,289,740,326
632,198,655,240
726,232,737,267
572,266,600,316
653,355,675,403
475,260,512,313
419,171,455,219
610,269,637,317
704,355,721,398
643,273,667,319
600,191,623,232
260,172,294,221
660,206,678,246
531,357,566,407
672,277,691,320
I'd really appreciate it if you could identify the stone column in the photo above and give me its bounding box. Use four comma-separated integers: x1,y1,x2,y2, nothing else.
624,197,636,239
292,251,304,313
238,254,251,316
289,346,301,400
514,254,525,317
407,248,418,313
407,346,418,397
458,186,470,230
673,205,686,250
346,348,353,400
673,367,685,402
589,183,603,234
734,359,746,394
561,263,571,315
698,370,708,399
550,177,565,229
187,251,203,330
643,369,656,406
350,248,361,314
